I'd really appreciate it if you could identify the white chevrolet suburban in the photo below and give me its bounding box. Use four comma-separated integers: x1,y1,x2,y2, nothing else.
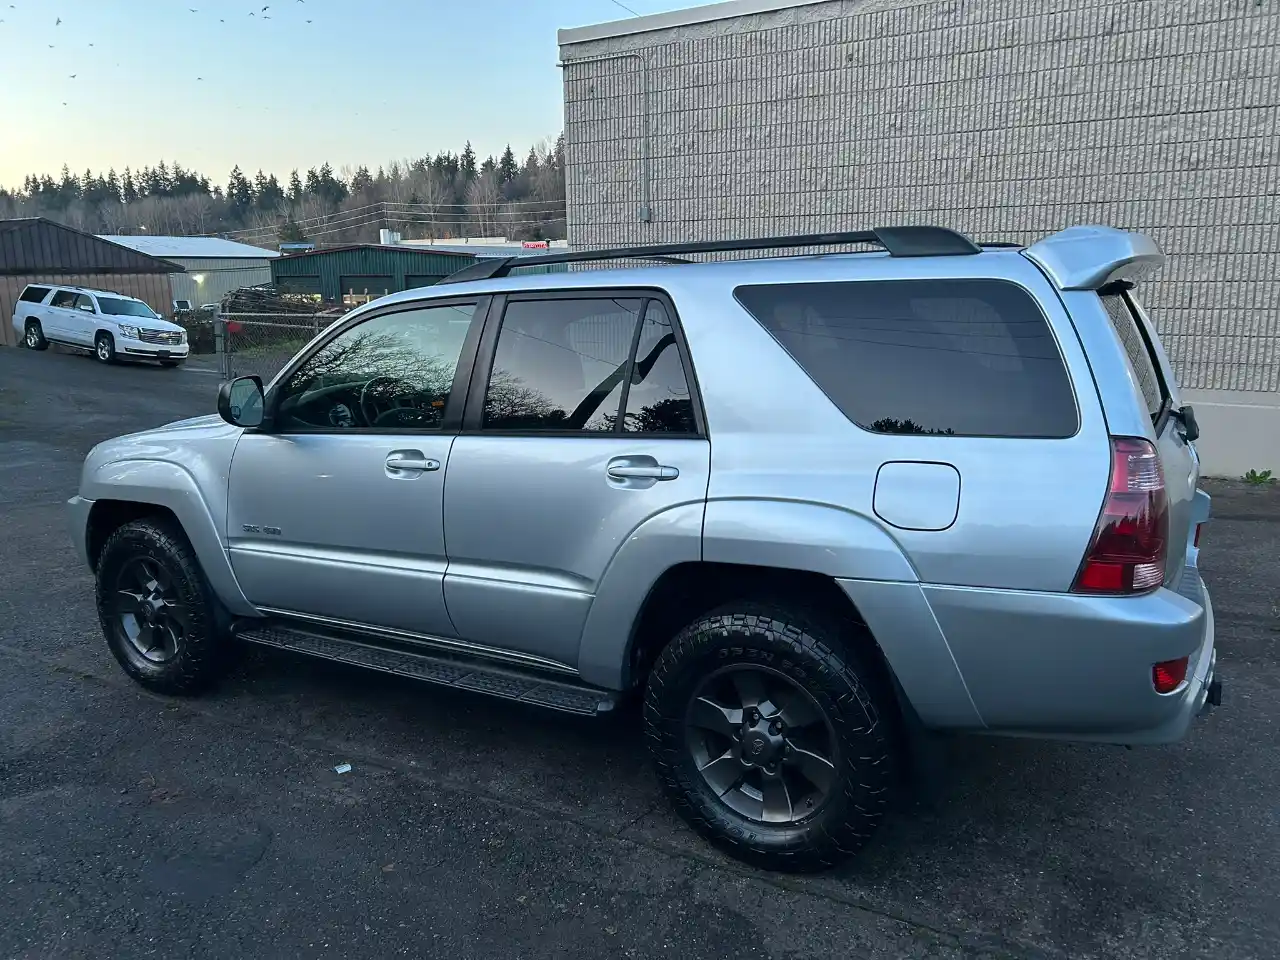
12,283,189,366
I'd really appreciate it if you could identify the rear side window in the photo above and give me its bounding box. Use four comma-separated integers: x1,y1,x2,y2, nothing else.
19,286,51,304
734,279,1078,438
481,296,698,435
1100,292,1167,423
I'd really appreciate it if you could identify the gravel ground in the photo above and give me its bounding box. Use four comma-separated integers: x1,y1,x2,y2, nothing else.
1,345,1276,960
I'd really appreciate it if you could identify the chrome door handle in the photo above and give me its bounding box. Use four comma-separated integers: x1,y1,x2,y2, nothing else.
386,455,440,472
607,463,679,481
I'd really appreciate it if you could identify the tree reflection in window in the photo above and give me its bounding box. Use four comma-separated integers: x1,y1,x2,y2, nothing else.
618,302,696,434
482,298,697,435
482,299,641,431
276,304,475,429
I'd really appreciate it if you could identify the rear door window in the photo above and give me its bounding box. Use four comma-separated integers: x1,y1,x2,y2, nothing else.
734,278,1078,438
1100,291,1168,424
50,290,77,308
19,286,51,304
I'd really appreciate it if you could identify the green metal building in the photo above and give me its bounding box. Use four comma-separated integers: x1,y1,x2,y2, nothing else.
270,244,477,305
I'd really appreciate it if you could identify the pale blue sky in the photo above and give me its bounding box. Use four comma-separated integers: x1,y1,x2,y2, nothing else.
0,0,699,189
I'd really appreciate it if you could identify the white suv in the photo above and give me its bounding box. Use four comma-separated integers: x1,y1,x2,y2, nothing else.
12,283,189,367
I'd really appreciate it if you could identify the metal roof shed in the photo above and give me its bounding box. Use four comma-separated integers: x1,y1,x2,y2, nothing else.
0,218,184,347
99,235,280,309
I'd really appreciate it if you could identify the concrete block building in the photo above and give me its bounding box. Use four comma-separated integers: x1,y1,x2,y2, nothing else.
558,0,1280,475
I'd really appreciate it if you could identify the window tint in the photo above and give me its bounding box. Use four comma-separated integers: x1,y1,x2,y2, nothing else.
735,279,1077,438
275,303,477,431
621,302,696,434
50,290,77,308
1101,292,1166,422
483,298,643,432
19,286,50,303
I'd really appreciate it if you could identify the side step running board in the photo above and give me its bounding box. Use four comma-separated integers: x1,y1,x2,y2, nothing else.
236,624,619,716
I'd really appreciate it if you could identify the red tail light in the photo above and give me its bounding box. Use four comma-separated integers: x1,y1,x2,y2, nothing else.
1153,656,1189,694
1072,437,1168,594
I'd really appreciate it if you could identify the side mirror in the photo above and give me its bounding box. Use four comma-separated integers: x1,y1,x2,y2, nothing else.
217,375,265,428
78,303,95,313
1176,404,1200,444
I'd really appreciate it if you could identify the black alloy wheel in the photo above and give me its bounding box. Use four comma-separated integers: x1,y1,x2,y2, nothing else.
685,664,838,824
95,518,229,695
109,555,188,665
645,603,899,872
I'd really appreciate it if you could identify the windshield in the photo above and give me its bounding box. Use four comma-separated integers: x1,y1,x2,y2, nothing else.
97,297,159,319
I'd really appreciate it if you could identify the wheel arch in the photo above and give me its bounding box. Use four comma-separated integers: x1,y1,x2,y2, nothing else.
81,460,257,616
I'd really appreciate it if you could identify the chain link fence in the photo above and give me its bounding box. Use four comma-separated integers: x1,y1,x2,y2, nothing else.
215,312,337,382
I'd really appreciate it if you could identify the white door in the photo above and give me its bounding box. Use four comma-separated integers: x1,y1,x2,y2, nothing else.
44,290,78,340
68,293,98,345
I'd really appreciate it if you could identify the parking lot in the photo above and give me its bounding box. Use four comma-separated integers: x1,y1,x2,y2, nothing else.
1,344,1277,960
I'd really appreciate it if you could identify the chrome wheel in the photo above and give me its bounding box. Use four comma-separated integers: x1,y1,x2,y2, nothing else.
96,337,112,361
110,556,188,664
25,325,40,348
685,664,838,824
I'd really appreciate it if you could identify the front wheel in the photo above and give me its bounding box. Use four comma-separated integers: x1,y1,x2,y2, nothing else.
24,320,48,351
644,603,899,872
94,331,117,364
95,518,230,695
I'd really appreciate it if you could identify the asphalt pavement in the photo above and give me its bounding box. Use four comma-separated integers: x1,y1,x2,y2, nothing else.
1,344,1277,960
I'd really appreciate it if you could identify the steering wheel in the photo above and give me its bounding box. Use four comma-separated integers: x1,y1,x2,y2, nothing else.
359,375,423,428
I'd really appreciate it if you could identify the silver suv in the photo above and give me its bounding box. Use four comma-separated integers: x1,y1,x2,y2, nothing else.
69,225,1220,871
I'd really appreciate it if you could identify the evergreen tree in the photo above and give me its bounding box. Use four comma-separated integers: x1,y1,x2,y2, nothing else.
227,165,253,211
460,141,477,180
498,145,518,184
288,169,303,203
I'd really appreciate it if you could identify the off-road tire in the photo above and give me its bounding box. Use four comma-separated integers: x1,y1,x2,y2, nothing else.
24,320,48,350
94,331,116,364
644,602,898,872
95,518,228,695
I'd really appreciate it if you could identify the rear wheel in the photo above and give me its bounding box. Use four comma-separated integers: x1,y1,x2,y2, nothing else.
24,320,48,351
95,518,229,695
644,602,898,872
94,331,116,364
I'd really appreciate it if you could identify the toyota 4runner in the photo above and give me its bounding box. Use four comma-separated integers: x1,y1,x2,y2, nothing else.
68,225,1220,871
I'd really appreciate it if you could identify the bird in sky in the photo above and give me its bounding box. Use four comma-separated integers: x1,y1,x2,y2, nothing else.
69,73,76,78
55,16,60,25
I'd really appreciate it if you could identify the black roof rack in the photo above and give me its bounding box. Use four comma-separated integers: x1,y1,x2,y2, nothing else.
437,225,981,285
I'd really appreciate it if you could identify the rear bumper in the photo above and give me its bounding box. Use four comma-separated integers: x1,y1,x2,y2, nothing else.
922,568,1217,745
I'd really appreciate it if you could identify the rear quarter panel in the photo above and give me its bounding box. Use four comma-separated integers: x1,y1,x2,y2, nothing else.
679,256,1112,593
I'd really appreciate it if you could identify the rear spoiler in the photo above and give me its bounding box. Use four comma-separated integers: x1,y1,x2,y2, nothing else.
1022,225,1165,291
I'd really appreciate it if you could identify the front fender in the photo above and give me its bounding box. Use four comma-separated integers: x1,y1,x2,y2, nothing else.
82,459,257,616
